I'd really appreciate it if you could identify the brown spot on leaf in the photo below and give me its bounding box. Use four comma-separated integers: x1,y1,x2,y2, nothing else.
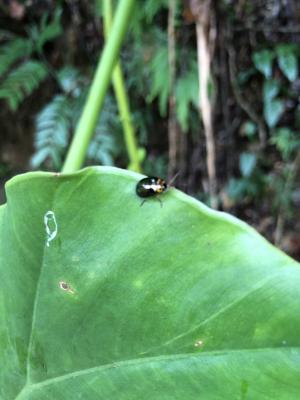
59,281,75,294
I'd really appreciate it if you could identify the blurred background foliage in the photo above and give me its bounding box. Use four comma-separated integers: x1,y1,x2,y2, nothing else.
0,0,299,259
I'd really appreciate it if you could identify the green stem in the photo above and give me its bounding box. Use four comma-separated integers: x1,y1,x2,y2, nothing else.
103,0,142,173
62,0,136,173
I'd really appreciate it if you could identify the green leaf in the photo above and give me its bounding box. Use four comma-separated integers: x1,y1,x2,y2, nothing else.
0,61,48,111
226,177,249,200
88,95,122,166
241,121,257,138
239,152,257,177
276,44,298,82
237,68,256,85
175,61,199,132
264,99,285,128
0,38,33,77
262,80,284,128
263,79,281,102
32,95,74,169
1,167,300,399
147,44,169,116
253,49,275,78
270,128,300,160
57,66,82,95
29,7,63,53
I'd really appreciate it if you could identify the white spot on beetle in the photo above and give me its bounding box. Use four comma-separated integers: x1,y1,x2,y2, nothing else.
44,211,58,247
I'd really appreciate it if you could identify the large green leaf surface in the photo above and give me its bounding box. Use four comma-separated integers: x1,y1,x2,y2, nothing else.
0,167,300,399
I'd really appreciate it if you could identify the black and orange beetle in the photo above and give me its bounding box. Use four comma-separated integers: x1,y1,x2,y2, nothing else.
136,173,179,207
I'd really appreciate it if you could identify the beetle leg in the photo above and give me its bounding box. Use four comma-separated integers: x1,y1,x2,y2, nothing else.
156,197,163,208
140,199,147,207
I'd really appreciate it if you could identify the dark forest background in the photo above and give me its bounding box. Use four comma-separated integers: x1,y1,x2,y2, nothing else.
0,0,299,259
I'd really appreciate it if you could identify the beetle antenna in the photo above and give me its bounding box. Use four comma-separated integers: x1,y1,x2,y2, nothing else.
168,171,180,187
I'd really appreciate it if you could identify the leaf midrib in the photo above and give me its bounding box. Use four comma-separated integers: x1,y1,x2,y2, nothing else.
15,346,299,399
21,182,60,389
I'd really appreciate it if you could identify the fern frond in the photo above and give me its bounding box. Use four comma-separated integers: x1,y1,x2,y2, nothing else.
31,95,74,169
147,44,169,116
0,38,33,77
175,59,199,132
0,60,48,110
57,66,83,95
30,7,62,53
86,95,121,165
130,0,167,37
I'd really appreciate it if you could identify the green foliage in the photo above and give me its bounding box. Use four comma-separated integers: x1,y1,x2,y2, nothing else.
0,7,62,111
0,38,33,76
241,121,257,138
87,96,122,166
252,45,300,131
143,37,199,131
139,0,168,23
270,128,300,161
237,67,256,85
262,79,284,129
126,0,199,135
87,131,118,166
31,94,74,169
262,79,280,102
239,152,257,177
31,66,123,171
228,122,299,220
254,45,299,83
276,44,298,82
0,163,10,178
226,153,266,202
57,66,83,95
31,66,82,169
175,60,199,132
264,99,285,129
147,42,169,115
130,0,167,37
252,49,274,79
0,61,47,111
29,8,63,53
1,167,300,399
267,164,296,219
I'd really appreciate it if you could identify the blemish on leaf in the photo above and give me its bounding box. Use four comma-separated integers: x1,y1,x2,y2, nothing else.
194,339,203,347
44,211,58,247
133,279,143,288
59,281,75,294
240,380,249,399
